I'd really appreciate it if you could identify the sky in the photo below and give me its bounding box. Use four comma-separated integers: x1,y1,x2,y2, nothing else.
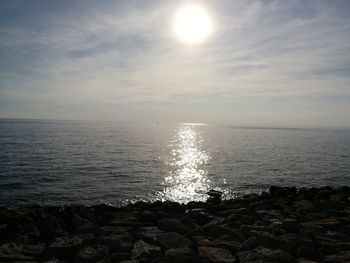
0,0,350,128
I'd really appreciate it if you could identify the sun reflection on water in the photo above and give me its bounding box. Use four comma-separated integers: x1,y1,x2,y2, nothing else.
158,123,211,203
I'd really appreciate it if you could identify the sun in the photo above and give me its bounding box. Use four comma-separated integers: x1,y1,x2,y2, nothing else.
174,4,213,44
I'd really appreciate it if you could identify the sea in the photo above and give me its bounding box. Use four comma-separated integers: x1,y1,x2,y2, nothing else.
0,119,349,207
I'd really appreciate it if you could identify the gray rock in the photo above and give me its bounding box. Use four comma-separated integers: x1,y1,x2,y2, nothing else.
22,243,45,257
237,250,263,263
254,247,293,263
47,236,83,261
136,227,164,244
157,232,193,249
0,243,34,261
296,244,318,260
131,240,161,260
281,219,300,233
75,246,109,263
157,218,189,234
164,247,197,263
198,246,236,263
193,236,240,253
295,200,314,212
97,233,134,252
248,230,279,249
324,251,350,263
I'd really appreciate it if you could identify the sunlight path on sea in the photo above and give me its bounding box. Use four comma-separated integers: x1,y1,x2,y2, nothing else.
158,123,211,203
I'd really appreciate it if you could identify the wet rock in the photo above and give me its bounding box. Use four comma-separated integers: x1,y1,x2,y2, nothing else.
206,226,245,242
295,200,314,212
0,243,34,261
269,186,296,196
296,244,318,260
22,243,45,257
254,247,293,263
281,219,300,233
157,232,193,249
193,236,240,253
75,245,109,263
302,218,340,230
324,251,350,263
207,189,223,198
157,218,189,234
185,208,213,226
20,223,41,238
136,227,164,244
99,226,131,236
247,230,279,249
237,250,263,263
131,240,161,260
240,237,259,250
198,246,236,263
164,247,197,263
47,236,83,261
97,232,134,252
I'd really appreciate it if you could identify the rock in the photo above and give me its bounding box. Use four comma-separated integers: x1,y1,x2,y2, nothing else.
198,246,236,263
193,236,240,253
20,223,40,238
157,218,189,234
131,240,161,260
47,236,83,261
296,244,318,260
99,226,131,236
207,226,245,242
281,219,300,233
185,208,213,226
75,246,109,263
44,259,66,263
136,227,164,244
0,243,34,261
269,186,296,196
324,251,350,263
295,200,314,212
302,218,340,230
76,233,95,246
164,247,197,263
240,237,259,250
157,232,193,249
254,247,293,263
237,250,263,263
248,230,279,249
207,189,223,198
22,243,45,257
97,233,134,252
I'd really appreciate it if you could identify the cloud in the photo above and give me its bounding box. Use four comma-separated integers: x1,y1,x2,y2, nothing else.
0,0,350,127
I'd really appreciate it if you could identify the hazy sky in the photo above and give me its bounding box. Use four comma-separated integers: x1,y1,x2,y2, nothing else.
1,0,350,128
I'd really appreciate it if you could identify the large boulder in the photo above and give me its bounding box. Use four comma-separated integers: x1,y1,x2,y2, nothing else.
97,232,134,252
131,240,161,260
75,246,109,263
163,247,196,263
157,232,193,249
198,246,236,263
47,236,82,261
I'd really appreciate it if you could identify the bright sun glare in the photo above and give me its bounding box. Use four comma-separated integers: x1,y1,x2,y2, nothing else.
175,4,212,44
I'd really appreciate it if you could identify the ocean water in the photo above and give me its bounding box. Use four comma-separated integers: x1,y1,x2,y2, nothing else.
0,119,349,207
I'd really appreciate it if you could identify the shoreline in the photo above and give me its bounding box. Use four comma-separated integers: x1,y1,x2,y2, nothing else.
0,186,349,262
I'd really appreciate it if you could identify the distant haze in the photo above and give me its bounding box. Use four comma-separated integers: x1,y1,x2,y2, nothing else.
1,0,350,128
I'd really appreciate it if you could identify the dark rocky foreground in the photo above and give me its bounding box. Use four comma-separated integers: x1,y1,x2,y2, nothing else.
1,186,350,263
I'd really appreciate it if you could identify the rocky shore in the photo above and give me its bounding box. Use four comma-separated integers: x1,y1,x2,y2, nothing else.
0,186,350,263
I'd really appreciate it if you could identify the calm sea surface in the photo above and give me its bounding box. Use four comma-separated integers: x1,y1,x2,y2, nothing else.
0,119,349,207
